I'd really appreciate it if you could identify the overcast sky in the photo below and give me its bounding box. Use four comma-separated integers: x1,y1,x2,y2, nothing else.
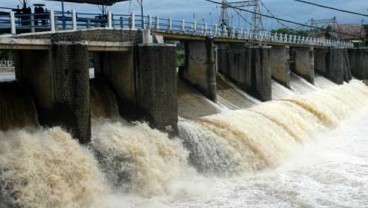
1,0,367,30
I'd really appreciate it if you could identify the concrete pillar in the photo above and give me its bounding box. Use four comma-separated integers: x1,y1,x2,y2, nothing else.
136,44,178,133
348,48,368,80
314,48,328,75
180,37,216,101
217,45,271,101
94,44,178,134
290,47,314,84
327,48,352,84
270,45,290,88
251,47,272,101
14,44,91,144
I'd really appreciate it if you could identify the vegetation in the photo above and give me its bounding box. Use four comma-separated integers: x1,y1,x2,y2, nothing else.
270,28,309,37
0,51,11,61
176,42,185,67
363,24,368,46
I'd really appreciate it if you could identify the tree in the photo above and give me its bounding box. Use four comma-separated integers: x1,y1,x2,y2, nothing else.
270,28,309,37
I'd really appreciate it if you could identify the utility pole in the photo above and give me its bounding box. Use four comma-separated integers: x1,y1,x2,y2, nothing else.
219,0,264,33
137,0,144,28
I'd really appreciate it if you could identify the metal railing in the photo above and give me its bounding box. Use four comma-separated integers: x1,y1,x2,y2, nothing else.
0,10,354,48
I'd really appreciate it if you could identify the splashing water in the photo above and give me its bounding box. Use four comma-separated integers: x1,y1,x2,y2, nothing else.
0,127,107,208
90,119,196,197
179,80,368,175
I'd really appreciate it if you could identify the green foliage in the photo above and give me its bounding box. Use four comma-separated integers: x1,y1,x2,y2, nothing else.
176,42,185,67
270,28,309,37
0,51,11,60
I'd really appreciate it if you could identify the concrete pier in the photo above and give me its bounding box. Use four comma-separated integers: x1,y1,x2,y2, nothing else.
314,48,328,75
218,45,271,101
95,44,178,133
290,47,314,84
251,47,272,101
135,44,178,133
270,45,290,87
327,48,352,84
348,48,368,80
180,37,216,101
14,43,91,143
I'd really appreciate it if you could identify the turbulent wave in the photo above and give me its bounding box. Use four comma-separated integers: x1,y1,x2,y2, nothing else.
90,119,195,197
0,127,107,208
179,81,368,174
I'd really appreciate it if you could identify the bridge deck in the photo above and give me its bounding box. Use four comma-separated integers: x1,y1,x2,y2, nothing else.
0,9,353,48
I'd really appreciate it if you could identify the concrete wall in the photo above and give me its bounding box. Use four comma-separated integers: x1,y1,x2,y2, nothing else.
270,45,290,87
94,51,136,119
22,29,142,43
348,48,368,79
180,38,216,101
14,44,91,143
327,48,352,84
252,47,272,101
218,45,272,101
314,48,328,75
290,47,314,84
218,44,252,90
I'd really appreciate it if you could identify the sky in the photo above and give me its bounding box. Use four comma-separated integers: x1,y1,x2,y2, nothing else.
1,0,367,30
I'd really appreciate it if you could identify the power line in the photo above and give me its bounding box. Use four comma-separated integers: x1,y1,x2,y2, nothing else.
202,0,363,38
294,0,368,18
259,0,292,30
231,7,257,29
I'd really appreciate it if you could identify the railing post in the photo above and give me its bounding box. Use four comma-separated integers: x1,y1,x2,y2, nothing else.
50,10,56,32
131,12,136,30
10,11,16,35
30,14,35,33
214,25,218,37
168,18,172,31
72,10,77,30
148,15,152,29
108,11,113,28
193,20,197,34
155,15,159,30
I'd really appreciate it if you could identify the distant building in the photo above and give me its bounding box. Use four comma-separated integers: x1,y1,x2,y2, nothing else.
312,24,366,47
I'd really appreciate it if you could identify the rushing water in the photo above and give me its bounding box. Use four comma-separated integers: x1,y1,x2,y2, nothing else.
1,70,368,208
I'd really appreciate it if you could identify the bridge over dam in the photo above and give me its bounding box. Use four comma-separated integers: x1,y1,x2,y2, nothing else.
0,10,367,144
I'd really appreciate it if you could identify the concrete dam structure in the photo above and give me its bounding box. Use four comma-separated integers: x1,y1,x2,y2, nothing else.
1,20,368,207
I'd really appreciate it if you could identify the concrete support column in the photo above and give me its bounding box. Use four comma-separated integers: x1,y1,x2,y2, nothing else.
251,47,272,101
270,45,290,88
94,44,178,134
314,48,328,75
327,48,352,84
14,44,91,144
180,37,216,101
135,44,178,133
348,48,368,80
290,47,314,84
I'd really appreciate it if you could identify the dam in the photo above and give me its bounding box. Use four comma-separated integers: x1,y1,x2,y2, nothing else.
0,7,368,208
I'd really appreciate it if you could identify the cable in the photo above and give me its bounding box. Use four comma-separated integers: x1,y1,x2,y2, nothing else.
294,0,368,18
202,0,363,38
259,0,292,30
231,7,259,30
